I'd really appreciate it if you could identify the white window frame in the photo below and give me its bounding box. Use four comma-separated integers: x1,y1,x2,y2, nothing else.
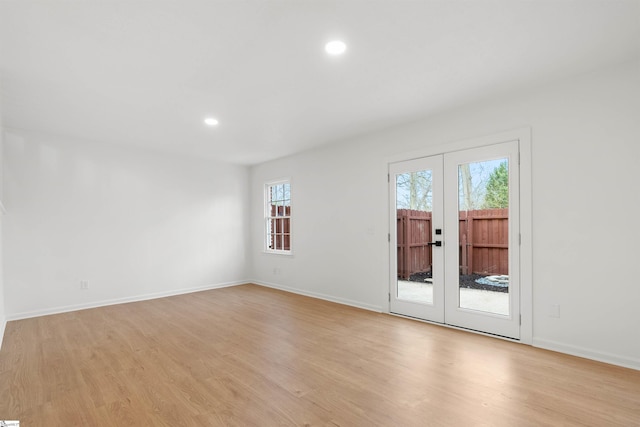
264,179,292,255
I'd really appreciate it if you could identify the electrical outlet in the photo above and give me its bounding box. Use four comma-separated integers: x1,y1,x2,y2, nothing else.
80,280,89,290
549,304,560,318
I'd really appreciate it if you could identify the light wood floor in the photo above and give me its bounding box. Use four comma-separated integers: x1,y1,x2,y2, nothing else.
1,284,639,426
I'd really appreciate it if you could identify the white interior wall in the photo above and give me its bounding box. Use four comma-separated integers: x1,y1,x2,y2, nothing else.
3,130,250,318
0,103,5,348
250,59,640,369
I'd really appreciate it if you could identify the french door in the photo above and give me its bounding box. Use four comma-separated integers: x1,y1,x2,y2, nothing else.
389,141,520,339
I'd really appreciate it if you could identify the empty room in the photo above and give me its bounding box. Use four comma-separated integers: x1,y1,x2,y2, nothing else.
1,1,639,425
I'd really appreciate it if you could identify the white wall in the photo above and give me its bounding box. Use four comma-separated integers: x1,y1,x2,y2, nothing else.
0,104,5,348
3,130,249,318
250,59,640,369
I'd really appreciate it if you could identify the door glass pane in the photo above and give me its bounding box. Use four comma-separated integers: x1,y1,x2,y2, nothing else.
457,159,509,315
396,170,433,304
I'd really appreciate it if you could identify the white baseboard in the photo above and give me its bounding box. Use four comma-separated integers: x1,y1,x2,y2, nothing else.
5,280,247,321
251,279,383,313
0,316,6,351
533,337,640,371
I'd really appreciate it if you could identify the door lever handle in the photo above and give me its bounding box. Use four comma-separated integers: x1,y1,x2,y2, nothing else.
427,241,442,247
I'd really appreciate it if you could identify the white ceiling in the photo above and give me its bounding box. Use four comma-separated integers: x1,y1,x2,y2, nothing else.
1,1,639,165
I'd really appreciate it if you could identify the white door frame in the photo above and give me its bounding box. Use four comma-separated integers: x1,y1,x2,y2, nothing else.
386,128,532,344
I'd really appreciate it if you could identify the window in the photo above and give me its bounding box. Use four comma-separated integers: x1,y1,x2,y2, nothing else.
265,180,291,253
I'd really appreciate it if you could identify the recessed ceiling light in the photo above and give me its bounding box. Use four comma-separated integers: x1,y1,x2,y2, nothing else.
325,40,347,56
204,117,219,126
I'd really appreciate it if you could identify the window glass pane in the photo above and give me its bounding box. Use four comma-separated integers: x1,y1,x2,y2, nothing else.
273,233,283,250
458,158,509,316
395,170,434,305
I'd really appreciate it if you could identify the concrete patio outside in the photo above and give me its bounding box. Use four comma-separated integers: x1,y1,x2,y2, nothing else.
397,280,509,316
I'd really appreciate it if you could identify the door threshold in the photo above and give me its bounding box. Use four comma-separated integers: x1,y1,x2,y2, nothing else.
388,311,522,343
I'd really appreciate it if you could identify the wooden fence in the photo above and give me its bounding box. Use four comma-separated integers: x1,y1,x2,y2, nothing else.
458,208,508,276
397,209,432,280
397,208,508,279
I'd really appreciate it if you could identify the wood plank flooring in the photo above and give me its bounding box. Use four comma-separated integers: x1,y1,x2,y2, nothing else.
1,284,639,426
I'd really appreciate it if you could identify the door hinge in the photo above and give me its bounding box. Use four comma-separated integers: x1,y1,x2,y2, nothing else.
519,233,521,245
519,314,522,325
389,293,391,302
388,233,391,242
387,173,390,183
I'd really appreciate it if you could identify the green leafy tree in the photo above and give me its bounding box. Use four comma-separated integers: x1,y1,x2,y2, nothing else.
483,161,509,208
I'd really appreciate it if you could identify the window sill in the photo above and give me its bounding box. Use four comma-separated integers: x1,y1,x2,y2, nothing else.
263,250,294,257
